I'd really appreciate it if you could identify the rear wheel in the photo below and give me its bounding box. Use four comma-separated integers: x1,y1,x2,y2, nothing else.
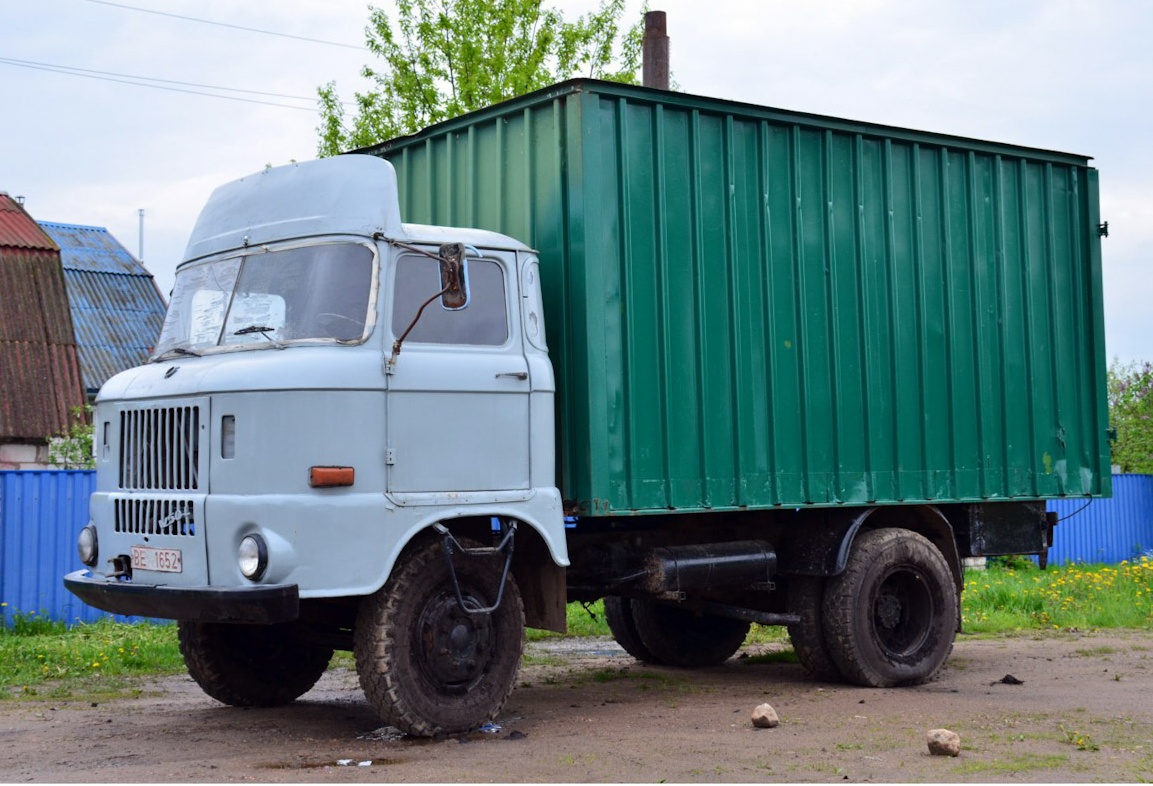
178,620,332,707
630,600,750,667
604,596,658,663
822,528,957,687
355,537,525,737
787,576,842,681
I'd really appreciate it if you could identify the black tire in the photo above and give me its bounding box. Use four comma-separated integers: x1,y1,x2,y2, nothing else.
178,621,333,707
355,537,525,737
787,575,843,681
821,528,957,687
604,596,659,663
630,600,750,667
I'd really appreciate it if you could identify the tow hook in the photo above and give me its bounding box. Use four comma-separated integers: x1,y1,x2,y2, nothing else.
433,522,517,616
108,554,133,579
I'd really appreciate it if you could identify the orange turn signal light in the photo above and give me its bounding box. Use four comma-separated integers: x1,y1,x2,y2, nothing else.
309,466,355,488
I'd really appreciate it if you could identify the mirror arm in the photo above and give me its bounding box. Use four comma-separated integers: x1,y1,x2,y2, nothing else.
384,241,470,374
387,283,451,372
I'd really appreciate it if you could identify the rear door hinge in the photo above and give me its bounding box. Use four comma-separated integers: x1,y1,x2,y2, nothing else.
385,448,396,465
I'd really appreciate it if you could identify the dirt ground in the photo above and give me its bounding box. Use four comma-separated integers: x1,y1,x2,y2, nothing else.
2,630,1152,783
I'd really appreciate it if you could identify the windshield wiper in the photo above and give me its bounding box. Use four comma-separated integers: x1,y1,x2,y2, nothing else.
151,346,201,361
233,324,285,349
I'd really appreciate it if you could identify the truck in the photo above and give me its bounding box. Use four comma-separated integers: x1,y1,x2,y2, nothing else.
65,79,1110,737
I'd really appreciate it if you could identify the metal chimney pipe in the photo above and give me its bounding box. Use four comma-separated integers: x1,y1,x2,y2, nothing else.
642,11,669,90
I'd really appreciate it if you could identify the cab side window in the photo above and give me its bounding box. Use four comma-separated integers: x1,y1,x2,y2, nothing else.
392,255,508,345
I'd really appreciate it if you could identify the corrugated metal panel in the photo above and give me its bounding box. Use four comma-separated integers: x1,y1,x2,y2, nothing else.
0,194,58,251
38,223,167,395
0,470,157,626
1047,474,1153,565
0,244,86,440
40,222,167,392
38,222,141,275
61,269,166,393
369,79,1111,516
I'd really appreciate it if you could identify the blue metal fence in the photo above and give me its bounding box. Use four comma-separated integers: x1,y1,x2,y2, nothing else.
1047,474,1153,566
2,470,1152,627
0,469,159,627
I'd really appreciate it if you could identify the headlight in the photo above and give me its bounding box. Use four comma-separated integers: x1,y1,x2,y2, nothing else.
238,535,268,580
77,525,98,567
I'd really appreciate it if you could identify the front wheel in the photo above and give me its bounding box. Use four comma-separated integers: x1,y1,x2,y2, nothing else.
355,537,525,737
178,621,333,707
821,527,957,687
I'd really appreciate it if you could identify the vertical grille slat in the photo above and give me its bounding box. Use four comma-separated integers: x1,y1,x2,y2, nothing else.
114,497,196,538
118,404,202,492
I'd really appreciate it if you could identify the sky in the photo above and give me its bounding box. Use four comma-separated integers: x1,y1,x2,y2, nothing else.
2,0,1150,363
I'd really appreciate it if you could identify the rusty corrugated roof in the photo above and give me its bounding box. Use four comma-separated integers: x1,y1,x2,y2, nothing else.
0,193,58,251
40,222,167,395
0,195,86,441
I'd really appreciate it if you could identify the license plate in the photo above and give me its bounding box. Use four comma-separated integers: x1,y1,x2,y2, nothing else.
131,546,183,573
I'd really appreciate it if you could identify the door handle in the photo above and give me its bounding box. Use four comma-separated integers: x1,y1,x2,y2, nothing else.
496,371,528,380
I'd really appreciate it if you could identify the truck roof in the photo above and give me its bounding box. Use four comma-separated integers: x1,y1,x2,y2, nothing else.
182,155,405,263
399,222,531,253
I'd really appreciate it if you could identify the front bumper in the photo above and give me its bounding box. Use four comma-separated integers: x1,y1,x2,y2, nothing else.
63,570,299,624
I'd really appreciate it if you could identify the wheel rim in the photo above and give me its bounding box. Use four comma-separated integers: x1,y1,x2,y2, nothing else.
415,589,493,694
870,566,934,658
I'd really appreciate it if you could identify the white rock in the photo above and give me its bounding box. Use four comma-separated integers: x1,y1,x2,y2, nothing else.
927,728,961,757
752,703,780,728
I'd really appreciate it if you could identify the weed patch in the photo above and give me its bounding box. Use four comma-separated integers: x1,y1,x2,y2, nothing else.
952,753,1069,775
0,615,183,697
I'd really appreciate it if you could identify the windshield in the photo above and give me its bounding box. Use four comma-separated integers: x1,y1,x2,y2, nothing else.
154,242,375,357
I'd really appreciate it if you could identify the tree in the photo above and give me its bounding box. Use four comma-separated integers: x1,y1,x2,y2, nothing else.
317,0,644,156
48,405,95,470
1107,359,1153,474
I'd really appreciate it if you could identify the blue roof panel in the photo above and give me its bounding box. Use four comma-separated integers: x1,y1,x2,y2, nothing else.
38,222,167,394
38,222,140,274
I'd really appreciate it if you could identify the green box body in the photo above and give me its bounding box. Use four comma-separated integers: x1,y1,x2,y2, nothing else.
366,79,1111,516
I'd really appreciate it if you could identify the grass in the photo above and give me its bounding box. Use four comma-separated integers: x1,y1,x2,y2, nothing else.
3,556,1152,696
0,609,183,699
962,556,1153,632
526,599,609,640
952,753,1070,775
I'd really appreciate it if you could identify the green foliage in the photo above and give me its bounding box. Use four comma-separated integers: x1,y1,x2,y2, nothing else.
963,558,1153,632
1107,359,1153,473
988,554,1037,571
317,0,645,156
527,598,608,640
0,614,182,697
47,405,95,470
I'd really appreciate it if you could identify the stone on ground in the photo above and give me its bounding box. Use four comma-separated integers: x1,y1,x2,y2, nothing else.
927,728,961,756
752,703,779,728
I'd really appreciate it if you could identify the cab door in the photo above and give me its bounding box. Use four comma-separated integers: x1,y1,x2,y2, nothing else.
385,247,531,494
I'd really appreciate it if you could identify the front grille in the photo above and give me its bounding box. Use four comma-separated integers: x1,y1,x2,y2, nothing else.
120,406,201,490
114,498,197,537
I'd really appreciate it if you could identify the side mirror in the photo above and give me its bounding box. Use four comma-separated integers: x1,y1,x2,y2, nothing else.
388,241,473,373
439,242,467,310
